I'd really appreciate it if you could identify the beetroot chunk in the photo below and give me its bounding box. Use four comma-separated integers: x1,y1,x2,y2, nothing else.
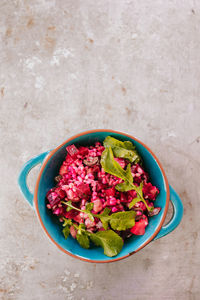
78,146,89,156
105,187,115,197
66,144,78,157
147,207,161,217
76,183,91,197
130,216,148,235
54,187,66,199
59,165,68,175
46,191,60,207
70,225,77,239
143,182,159,201
63,210,79,219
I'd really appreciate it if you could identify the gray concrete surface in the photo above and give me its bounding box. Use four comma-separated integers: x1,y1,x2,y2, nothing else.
0,0,200,299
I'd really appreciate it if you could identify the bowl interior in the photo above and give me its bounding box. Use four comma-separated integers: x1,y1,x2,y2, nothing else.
36,131,168,262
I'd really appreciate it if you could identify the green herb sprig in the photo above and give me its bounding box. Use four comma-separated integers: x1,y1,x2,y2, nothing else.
62,201,136,231
100,146,153,211
62,218,124,257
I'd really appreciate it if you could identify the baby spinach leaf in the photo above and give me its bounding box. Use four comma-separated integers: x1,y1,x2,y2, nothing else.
103,136,141,163
62,210,133,256
85,203,94,221
115,181,133,192
101,207,111,216
98,216,110,230
115,164,134,192
67,220,124,256
72,223,90,249
97,207,111,230
63,226,70,239
134,182,153,211
62,194,147,234
101,147,135,192
123,163,133,183
129,197,141,209
76,233,90,249
89,230,123,257
100,147,152,211
101,147,133,185
128,183,153,211
109,211,136,231
96,210,136,231
135,181,143,195
62,218,72,239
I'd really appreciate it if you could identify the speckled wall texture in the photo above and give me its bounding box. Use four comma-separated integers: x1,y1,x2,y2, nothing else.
0,0,200,299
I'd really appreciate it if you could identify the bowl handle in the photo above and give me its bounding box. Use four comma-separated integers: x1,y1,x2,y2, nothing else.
18,151,50,208
154,185,183,240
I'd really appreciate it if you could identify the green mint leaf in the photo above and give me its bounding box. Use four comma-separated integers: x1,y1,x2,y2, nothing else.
89,230,123,257
76,232,90,249
103,136,141,163
109,211,136,231
62,226,70,239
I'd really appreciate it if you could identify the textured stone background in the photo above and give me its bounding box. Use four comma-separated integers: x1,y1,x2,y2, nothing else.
0,0,200,299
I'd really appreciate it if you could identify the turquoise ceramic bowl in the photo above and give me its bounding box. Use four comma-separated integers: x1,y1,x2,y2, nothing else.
18,130,183,263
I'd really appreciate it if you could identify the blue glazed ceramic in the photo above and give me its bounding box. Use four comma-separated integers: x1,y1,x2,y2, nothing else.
18,130,183,263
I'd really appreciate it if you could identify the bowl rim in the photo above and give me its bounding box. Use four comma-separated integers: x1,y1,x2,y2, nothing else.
34,129,170,263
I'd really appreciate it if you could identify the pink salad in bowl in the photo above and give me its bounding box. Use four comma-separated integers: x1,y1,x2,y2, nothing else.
46,136,161,257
